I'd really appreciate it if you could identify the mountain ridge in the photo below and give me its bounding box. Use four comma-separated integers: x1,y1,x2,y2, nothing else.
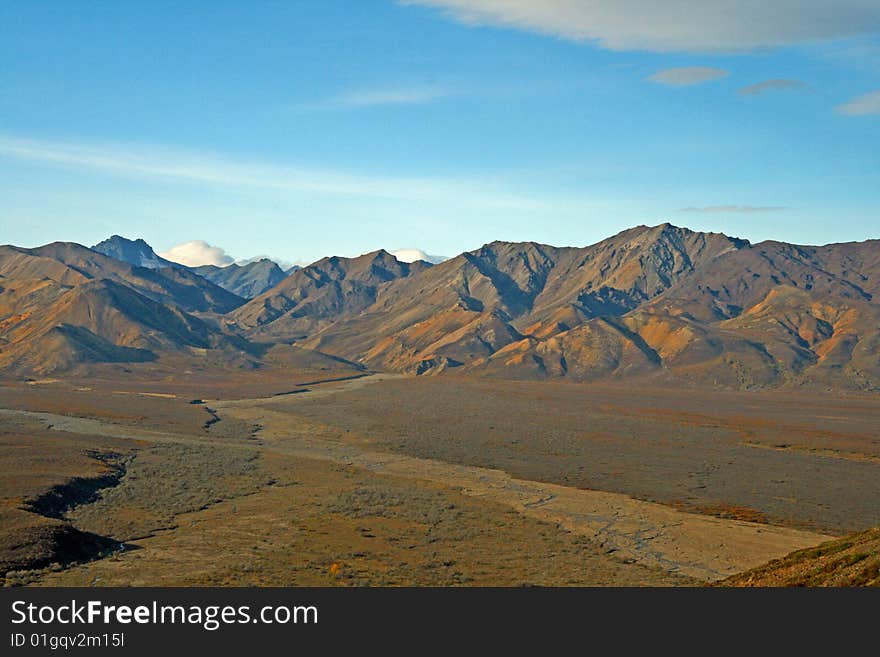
2,225,878,391
92,235,178,270
191,259,288,299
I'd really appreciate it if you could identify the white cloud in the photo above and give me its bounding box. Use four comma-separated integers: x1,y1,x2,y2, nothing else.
159,240,235,267
0,134,552,211
391,248,449,264
739,79,810,95
836,90,880,115
648,67,729,86
313,84,457,109
679,205,788,213
401,1,880,53
236,255,306,270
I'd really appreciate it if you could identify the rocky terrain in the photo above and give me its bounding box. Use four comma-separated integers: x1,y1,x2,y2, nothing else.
191,259,288,298
2,224,878,391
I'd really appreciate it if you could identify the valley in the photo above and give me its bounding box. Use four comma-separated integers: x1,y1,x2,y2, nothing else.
2,372,877,586
1,224,878,587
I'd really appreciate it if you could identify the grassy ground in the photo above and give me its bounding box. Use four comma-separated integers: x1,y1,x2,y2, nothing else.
285,376,880,534
3,373,877,587
721,528,880,587
1,379,691,586
36,451,692,587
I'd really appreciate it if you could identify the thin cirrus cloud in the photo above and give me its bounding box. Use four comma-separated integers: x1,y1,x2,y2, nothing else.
679,205,789,213
298,84,458,111
0,134,552,211
400,1,880,53
739,79,810,96
648,67,729,86
835,90,880,115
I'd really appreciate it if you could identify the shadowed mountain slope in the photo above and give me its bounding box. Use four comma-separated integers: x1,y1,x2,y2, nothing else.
231,249,432,338
91,235,178,270
92,235,289,298
2,226,878,389
191,259,288,299
301,225,748,371
0,243,244,314
294,225,878,390
0,243,252,374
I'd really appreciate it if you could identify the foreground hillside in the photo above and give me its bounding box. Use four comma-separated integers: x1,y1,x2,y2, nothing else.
723,528,880,587
2,224,878,391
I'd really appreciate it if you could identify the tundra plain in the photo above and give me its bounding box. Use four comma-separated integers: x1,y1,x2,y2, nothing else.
3,368,877,587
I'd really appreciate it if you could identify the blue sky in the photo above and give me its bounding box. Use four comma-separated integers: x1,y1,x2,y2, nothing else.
1,1,878,266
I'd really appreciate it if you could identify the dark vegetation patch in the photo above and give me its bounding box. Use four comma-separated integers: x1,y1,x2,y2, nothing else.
23,451,127,519
68,443,272,541
1,511,123,586
202,406,221,430
289,377,880,534
329,486,459,525
1,412,271,584
273,388,310,397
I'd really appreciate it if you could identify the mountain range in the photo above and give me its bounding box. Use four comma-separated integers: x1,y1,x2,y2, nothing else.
2,224,878,391
92,235,289,298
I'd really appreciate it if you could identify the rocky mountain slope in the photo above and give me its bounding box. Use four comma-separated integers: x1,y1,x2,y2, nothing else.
298,224,741,371
0,243,251,374
1,225,877,390
92,235,178,270
93,235,289,298
231,249,432,339
191,259,288,298
293,224,878,389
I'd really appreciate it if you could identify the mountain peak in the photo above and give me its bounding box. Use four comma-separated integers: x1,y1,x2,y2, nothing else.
190,258,288,298
92,235,176,270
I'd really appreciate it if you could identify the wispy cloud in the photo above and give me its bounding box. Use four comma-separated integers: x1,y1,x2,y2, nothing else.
0,134,552,211
835,90,880,115
739,79,810,96
402,1,880,53
648,67,729,86
296,84,461,111
679,205,789,213
336,86,455,107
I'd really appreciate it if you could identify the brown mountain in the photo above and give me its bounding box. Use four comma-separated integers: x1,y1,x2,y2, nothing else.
293,225,878,391
231,249,432,339
191,258,288,299
0,242,381,375
0,243,256,374
0,242,260,374
2,227,878,390
0,242,244,314
301,225,745,369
